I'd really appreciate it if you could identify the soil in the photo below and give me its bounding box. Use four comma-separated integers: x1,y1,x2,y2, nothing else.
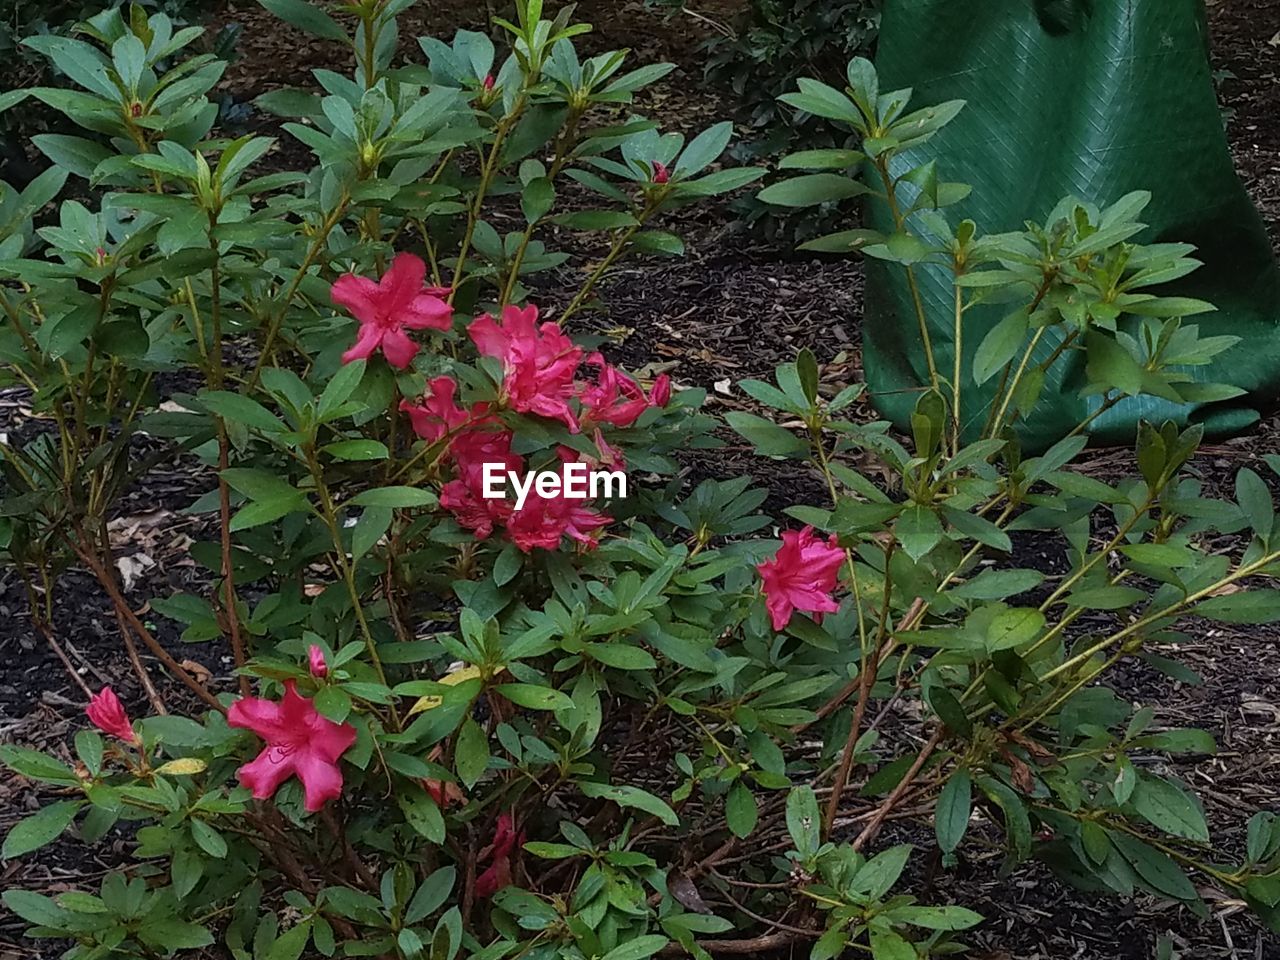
4,1,1280,959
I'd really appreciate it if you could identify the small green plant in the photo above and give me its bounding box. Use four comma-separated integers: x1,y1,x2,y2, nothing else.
1,10,1279,960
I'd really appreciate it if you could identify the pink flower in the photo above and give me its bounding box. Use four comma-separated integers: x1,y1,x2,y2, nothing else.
440,434,523,539
228,681,356,812
308,645,328,679
400,376,472,444
482,74,495,91
579,354,672,428
757,526,845,631
652,161,670,184
86,687,137,745
476,813,524,897
505,461,610,553
331,252,453,370
468,305,582,431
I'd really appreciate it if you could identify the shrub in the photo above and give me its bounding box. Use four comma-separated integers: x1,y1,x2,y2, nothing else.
1,6,1280,960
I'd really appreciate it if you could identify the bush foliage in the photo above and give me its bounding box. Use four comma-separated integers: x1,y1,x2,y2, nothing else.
1,3,1280,960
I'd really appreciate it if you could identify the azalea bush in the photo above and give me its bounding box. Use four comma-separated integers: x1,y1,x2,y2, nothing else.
2,4,1280,960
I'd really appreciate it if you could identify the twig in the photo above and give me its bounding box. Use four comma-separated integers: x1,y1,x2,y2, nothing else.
34,621,93,700
658,931,805,956
852,728,944,851
113,606,167,715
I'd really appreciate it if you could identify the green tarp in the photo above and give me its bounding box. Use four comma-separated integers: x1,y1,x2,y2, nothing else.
865,0,1280,447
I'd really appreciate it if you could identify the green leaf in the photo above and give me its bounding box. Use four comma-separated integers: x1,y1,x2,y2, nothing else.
521,177,555,224
454,717,489,789
349,486,438,509
323,440,389,461
973,310,1029,385
405,866,456,924
987,607,1045,652
600,935,669,960
757,173,871,208
1236,467,1275,540
258,0,348,40
786,786,821,860
725,781,758,839
886,904,984,931
897,504,943,562
936,770,971,855
675,121,733,177
724,411,809,458
201,391,287,433
140,919,215,951
190,819,228,858
493,683,574,711
2,801,81,858
868,928,915,960
317,358,365,419
1130,775,1209,843
1112,833,1198,901
1193,590,1280,625
950,568,1043,601
927,686,971,737
579,783,678,826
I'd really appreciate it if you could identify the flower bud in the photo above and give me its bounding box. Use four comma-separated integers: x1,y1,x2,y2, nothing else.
129,101,142,118
86,687,138,745
308,644,328,679
652,161,670,185
483,74,495,91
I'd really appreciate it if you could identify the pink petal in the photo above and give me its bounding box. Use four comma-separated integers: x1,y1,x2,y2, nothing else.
402,294,453,330
227,696,290,743
237,745,300,800
293,748,346,812
380,328,419,369
341,322,383,364
468,313,508,358
330,274,381,324
381,252,427,311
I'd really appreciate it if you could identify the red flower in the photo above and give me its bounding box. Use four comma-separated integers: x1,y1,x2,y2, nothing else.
308,644,328,678
331,252,452,370
228,681,357,812
400,376,473,444
505,460,610,553
468,305,582,431
757,526,845,631
475,812,524,897
86,687,137,745
579,353,672,428
652,161,670,184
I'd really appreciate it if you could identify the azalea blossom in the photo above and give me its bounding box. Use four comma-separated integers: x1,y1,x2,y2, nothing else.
308,644,328,679
440,427,524,539
400,376,473,444
332,252,453,370
579,353,672,428
757,526,845,631
86,687,138,745
227,680,357,812
476,812,524,897
505,460,610,553
652,160,670,184
468,304,582,431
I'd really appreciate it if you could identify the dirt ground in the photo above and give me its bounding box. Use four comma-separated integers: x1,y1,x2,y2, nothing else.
3,0,1280,958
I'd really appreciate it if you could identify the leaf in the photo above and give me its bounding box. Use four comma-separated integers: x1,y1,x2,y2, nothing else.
886,904,984,931
579,783,678,826
675,121,733,177
724,411,808,458
1112,832,1198,900
868,928,915,960
258,0,348,40
1236,467,1275,541
725,782,758,839
950,568,1043,601
786,786,821,860
323,440,389,461
454,717,489,789
492,683,574,712
155,758,207,776
521,177,555,224
1193,591,1280,625
1130,775,1209,842
317,358,365,419
349,486,437,509
973,310,1029,385
190,819,227,858
897,504,943,562
935,770,971,854
2,801,80,858
987,607,1045,652
600,936,669,960
201,390,287,433
757,173,870,208
927,686,971,737
405,866,456,924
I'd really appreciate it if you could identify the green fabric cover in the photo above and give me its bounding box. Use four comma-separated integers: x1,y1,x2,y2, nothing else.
865,0,1280,448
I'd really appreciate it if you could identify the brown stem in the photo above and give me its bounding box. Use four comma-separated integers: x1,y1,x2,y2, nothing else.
113,607,167,715
68,531,226,713
658,932,808,956
34,621,93,700
851,728,944,851
821,662,875,839
217,429,250,698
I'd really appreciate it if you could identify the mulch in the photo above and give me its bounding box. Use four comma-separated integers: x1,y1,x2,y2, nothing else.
3,0,1280,958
